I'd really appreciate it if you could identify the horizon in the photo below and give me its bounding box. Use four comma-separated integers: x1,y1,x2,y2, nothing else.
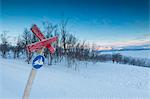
1,0,150,47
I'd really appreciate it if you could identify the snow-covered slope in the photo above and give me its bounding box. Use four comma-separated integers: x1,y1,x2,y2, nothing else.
0,58,150,99
101,50,150,59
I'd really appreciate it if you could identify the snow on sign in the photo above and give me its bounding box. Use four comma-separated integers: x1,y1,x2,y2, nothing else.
32,55,44,69
23,24,58,99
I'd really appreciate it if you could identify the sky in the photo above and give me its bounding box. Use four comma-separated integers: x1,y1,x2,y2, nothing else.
1,0,150,47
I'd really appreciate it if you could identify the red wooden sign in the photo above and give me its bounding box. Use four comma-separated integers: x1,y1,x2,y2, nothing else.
26,24,58,54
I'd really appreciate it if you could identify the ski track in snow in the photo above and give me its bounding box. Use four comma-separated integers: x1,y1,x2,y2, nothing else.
0,58,150,99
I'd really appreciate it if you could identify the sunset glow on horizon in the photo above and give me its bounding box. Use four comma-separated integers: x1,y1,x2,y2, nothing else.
1,0,149,48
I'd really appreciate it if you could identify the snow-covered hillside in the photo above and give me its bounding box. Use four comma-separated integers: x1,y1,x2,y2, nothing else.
101,50,150,59
0,58,150,99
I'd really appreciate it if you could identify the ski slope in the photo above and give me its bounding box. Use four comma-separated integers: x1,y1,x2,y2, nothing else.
0,58,150,99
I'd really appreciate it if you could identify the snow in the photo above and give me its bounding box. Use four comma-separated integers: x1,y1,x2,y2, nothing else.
101,50,150,59
0,58,150,99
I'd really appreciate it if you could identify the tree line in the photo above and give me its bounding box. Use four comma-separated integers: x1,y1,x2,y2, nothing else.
0,21,150,68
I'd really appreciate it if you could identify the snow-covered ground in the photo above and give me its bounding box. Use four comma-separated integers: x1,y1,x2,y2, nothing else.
101,50,150,59
0,58,150,99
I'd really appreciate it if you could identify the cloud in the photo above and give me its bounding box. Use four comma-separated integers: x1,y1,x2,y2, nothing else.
93,39,150,48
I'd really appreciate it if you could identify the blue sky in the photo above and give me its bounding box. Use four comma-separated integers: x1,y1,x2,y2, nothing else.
1,0,150,46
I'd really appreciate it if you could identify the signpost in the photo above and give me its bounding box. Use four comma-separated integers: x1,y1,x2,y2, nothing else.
32,55,45,69
22,24,58,99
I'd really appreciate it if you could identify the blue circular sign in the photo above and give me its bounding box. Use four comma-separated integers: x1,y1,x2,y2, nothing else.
32,55,45,69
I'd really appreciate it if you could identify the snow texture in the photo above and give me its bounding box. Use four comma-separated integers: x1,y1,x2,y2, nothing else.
0,58,150,99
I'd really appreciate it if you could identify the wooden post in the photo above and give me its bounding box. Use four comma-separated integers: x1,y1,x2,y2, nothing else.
22,48,44,99
22,68,37,99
